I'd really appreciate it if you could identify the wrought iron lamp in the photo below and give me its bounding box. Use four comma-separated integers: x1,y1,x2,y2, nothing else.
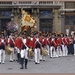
10,13,14,21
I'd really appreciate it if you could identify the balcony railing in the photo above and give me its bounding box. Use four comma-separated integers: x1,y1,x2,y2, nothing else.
0,1,61,6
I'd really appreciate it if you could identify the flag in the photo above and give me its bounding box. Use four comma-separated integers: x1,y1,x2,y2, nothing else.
21,9,36,27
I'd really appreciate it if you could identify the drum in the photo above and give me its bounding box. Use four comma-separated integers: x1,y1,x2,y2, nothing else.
6,46,14,55
42,47,48,56
29,48,34,57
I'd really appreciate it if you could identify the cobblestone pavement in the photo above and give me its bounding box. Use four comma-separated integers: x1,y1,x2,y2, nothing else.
0,55,75,73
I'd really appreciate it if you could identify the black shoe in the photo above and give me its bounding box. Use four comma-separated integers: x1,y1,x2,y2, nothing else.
43,60,45,61
40,60,42,61
16,59,17,61
13,59,15,61
25,67,27,69
10,61,13,62
35,62,37,64
0,62,1,64
20,67,23,69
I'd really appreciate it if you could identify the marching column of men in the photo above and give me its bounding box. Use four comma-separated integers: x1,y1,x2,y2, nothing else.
0,31,75,69
40,34,46,61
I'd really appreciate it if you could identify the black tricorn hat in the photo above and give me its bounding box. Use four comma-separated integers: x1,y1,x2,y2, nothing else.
34,31,38,35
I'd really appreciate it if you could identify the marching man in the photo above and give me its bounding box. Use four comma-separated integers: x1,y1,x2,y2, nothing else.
50,34,57,58
34,31,41,64
40,34,46,61
28,33,34,49
46,34,50,55
28,33,34,59
63,34,69,56
20,32,29,69
0,34,6,64
56,34,62,57
14,33,22,63
5,33,15,62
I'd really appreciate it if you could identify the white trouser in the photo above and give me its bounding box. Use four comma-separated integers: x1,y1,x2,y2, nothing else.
46,45,50,55
0,49,5,63
15,47,20,53
14,52,17,61
57,46,62,57
34,48,40,63
62,45,68,56
65,46,68,56
74,44,75,55
50,46,56,58
17,47,20,53
10,50,14,61
40,55,45,61
15,47,20,60
55,49,58,57
20,47,29,59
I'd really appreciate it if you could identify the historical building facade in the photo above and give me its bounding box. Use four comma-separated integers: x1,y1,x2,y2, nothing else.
0,1,75,34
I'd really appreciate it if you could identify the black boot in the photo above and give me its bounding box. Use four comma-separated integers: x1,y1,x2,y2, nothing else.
19,55,21,64
25,59,28,69
20,58,24,69
17,53,21,62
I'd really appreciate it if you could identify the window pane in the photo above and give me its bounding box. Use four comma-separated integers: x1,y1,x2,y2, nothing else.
65,13,75,25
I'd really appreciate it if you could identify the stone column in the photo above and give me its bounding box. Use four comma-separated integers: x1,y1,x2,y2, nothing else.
60,12,65,33
53,9,61,33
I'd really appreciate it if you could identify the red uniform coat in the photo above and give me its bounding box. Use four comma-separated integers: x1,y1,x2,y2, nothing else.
39,36,42,42
41,38,47,46
50,38,57,48
20,37,29,50
33,37,42,54
63,37,70,46
49,38,51,46
56,38,62,47
0,38,5,50
5,38,14,46
45,38,50,45
14,37,23,50
33,37,41,49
